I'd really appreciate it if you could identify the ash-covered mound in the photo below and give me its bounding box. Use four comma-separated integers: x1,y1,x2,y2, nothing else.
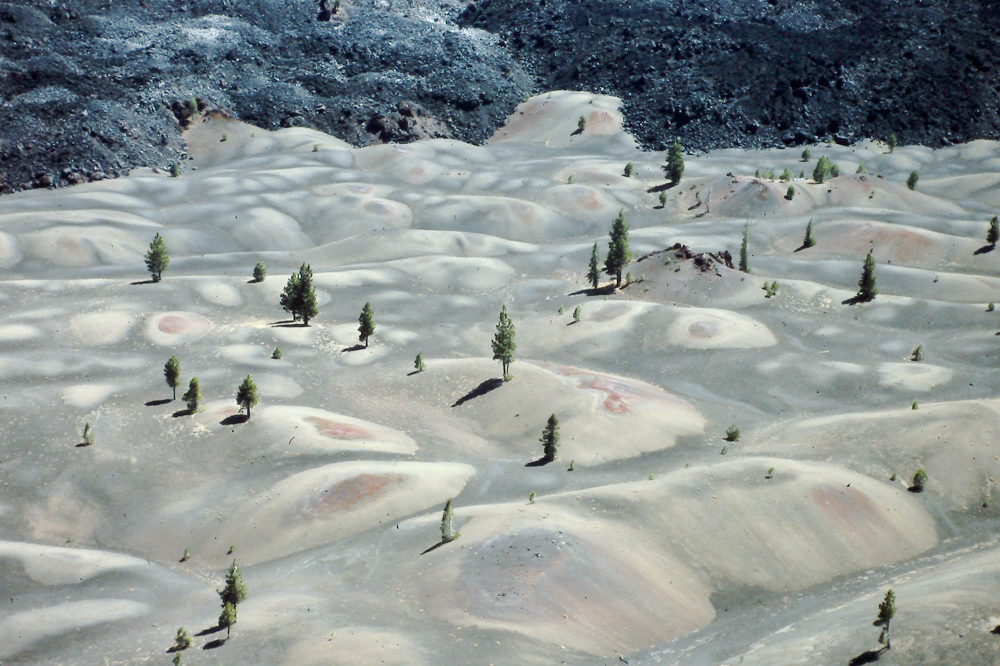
460,0,1000,152
0,0,530,193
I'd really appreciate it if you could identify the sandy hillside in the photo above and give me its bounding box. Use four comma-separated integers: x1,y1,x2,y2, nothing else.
2,93,1000,666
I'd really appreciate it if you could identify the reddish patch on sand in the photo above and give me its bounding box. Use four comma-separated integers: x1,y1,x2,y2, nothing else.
306,473,404,514
688,321,717,338
810,486,885,545
571,186,604,211
158,316,189,334
306,417,371,439
591,303,631,322
535,362,687,414
365,200,393,216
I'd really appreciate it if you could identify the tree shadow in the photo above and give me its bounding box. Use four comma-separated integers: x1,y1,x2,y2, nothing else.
420,541,447,555
130,279,157,285
220,414,249,426
202,638,227,650
452,378,503,407
991,624,1000,634
525,457,554,468
793,244,813,253
974,244,995,255
848,648,886,665
196,625,223,637
907,485,924,493
271,322,309,328
406,370,422,376
342,343,366,352
75,442,92,448
841,295,872,306
646,182,676,193
268,319,297,326
145,398,172,407
172,409,193,418
570,127,583,136
567,284,616,297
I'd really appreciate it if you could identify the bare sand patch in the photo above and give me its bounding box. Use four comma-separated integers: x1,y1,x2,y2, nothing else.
488,91,636,149
0,229,23,268
0,324,40,342
281,627,427,666
663,307,778,349
386,256,515,291
0,541,147,585
21,225,148,267
0,599,149,660
877,361,953,391
261,406,418,455
145,311,212,346
213,461,473,564
195,279,242,307
60,383,119,409
414,194,574,241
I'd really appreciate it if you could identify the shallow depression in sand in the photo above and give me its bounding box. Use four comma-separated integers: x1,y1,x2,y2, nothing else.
145,311,212,346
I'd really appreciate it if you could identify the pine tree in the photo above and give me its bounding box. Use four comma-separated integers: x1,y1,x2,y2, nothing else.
587,242,601,289
857,249,878,301
912,468,928,491
164,356,181,400
252,261,267,282
297,263,319,326
658,191,667,208
572,306,581,323
877,588,896,649
906,171,919,190
988,216,999,246
540,414,560,462
182,377,202,414
887,133,898,152
414,352,425,372
219,559,248,607
603,209,632,288
358,301,376,347
236,375,258,417
801,148,811,162
623,162,634,177
491,305,517,381
219,602,237,638
739,223,750,273
82,422,94,446
169,162,181,178
173,653,182,666
813,156,833,183
785,185,795,200
663,139,685,185
441,499,459,542
145,233,170,282
174,627,192,650
803,219,816,248
577,116,586,132
279,271,301,321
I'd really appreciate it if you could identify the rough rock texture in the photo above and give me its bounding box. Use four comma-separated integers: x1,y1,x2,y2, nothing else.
2,0,999,193
460,0,1000,152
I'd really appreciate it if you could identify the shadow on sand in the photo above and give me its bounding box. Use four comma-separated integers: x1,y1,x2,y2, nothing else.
420,541,448,556
202,638,227,650
145,398,172,407
220,413,249,426
848,647,886,665
525,457,554,468
130,279,157,285
342,344,366,352
452,378,503,407
567,284,616,297
974,244,995,255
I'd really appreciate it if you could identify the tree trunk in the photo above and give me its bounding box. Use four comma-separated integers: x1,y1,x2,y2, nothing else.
172,386,176,400
364,337,368,348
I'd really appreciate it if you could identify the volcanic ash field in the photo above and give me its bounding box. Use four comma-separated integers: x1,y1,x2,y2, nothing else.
2,92,1000,666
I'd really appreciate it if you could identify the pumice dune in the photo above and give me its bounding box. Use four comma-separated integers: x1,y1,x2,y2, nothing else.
3,92,1000,665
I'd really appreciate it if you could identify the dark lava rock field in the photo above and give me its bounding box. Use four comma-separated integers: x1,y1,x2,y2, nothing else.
1,0,998,193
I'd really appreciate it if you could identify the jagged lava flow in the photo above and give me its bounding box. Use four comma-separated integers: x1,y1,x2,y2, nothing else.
1,92,1000,665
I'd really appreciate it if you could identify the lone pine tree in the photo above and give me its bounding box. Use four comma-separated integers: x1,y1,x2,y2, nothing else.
414,352,425,372
279,271,301,321
145,233,170,282
219,559,248,607
587,242,601,289
813,155,833,183
604,209,632,288
82,422,94,446
663,139,685,185
988,216,999,246
297,263,318,325
857,249,878,301
182,377,202,414
441,498,459,542
877,588,896,649
164,356,181,400
803,219,817,248
236,375,258,417
491,305,517,381
252,261,267,282
540,414,560,462
907,171,919,190
358,302,376,347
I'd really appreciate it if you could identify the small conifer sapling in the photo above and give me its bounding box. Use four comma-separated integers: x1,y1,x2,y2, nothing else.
219,602,237,638
272,347,282,360
572,306,581,323
175,627,192,650
82,422,94,447
739,223,750,273
182,377,202,414
623,162,634,177
358,302,376,347
857,249,878,302
414,352,425,372
877,588,896,649
491,306,517,381
145,233,170,282
906,171,919,190
988,216,999,247
785,185,795,200
912,468,928,492
887,133,898,152
577,116,586,132
169,162,181,178
441,499,459,543
803,219,816,248
725,425,740,442
801,148,811,162
664,139,685,185
658,191,667,208
236,375,258,417
252,261,267,282
911,345,923,362
164,356,181,400
540,414,560,463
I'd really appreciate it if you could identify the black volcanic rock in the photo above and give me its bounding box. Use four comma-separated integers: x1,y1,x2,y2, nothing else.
1,0,998,193
459,0,1000,152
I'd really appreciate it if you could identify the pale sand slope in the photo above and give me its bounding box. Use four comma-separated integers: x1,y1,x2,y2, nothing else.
1,91,999,666
400,458,933,655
